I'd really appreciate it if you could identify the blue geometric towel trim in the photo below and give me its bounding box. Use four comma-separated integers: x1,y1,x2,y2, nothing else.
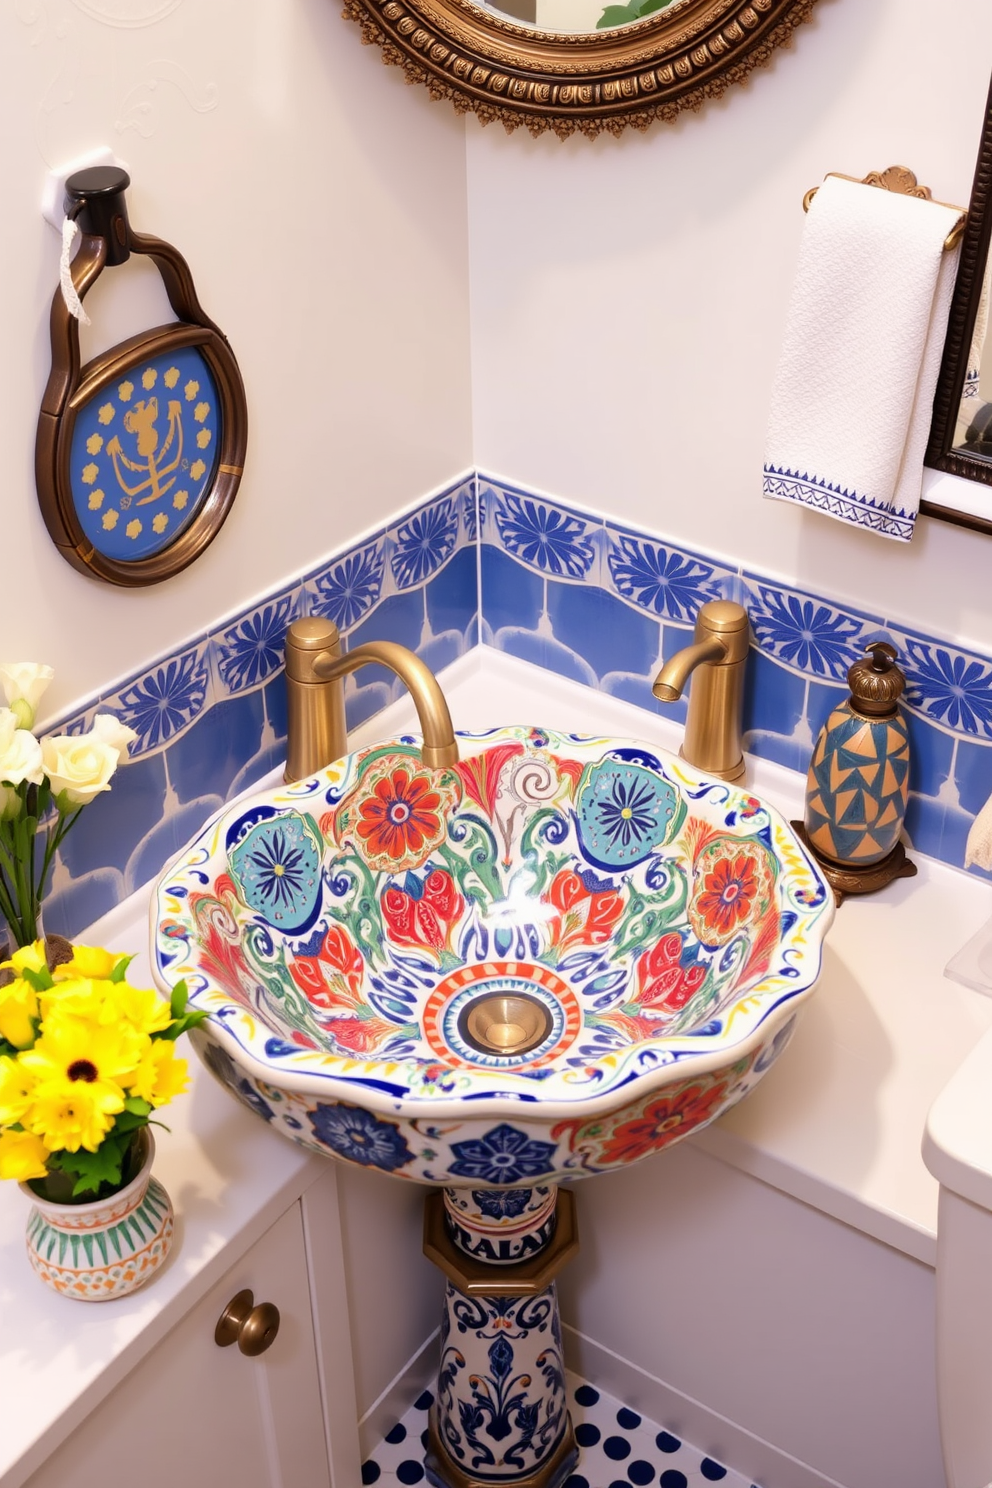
763,464,916,543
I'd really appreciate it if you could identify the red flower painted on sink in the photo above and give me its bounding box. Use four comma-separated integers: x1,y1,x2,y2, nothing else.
381,868,465,961
288,924,396,1055
355,766,445,867
599,1076,730,1165
544,868,624,959
632,932,706,1014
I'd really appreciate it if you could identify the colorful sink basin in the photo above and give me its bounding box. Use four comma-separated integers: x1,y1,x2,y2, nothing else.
152,727,834,1186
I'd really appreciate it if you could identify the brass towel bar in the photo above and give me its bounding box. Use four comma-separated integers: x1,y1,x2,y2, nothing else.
803,165,968,252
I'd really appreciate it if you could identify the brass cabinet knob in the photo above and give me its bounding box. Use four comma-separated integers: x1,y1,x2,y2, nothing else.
214,1288,281,1356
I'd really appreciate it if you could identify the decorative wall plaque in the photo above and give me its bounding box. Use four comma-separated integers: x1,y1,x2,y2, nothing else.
36,167,247,586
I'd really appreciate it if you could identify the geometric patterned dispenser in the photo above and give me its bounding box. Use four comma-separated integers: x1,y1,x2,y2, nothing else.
799,642,917,903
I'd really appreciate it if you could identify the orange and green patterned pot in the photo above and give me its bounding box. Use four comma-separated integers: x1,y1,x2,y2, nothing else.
21,1131,174,1301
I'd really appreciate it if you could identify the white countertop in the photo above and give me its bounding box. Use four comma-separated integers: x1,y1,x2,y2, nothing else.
3,644,992,1483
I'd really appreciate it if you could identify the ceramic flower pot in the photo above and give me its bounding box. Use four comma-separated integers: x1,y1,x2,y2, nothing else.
20,1130,174,1301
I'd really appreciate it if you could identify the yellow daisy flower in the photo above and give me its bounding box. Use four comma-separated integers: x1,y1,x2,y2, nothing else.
125,1040,189,1107
0,1129,49,1181
107,983,174,1038
21,1014,142,1099
27,1078,124,1153
0,1054,38,1125
0,976,39,1050
53,947,120,982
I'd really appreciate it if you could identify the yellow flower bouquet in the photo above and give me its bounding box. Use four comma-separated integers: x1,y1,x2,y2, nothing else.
0,939,206,1203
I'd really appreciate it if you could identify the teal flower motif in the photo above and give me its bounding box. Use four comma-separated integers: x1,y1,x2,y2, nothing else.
228,812,322,929
576,760,681,869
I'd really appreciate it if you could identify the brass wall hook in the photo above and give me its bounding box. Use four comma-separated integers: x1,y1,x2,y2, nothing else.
802,165,967,252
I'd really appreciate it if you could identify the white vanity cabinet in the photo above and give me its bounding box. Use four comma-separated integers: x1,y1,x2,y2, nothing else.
22,1199,332,1488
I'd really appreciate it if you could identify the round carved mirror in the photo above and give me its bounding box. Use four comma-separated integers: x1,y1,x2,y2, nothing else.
342,0,819,137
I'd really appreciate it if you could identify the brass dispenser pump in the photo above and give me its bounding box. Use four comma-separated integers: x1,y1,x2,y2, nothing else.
283,617,459,781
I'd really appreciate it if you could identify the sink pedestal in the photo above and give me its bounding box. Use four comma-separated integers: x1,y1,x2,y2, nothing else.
423,1186,580,1488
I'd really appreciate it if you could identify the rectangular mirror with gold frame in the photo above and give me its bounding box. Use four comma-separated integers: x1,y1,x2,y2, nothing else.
925,71,992,534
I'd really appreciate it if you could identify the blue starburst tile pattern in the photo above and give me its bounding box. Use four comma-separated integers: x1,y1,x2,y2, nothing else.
391,496,460,589
311,541,385,632
39,466,992,940
111,643,213,753
214,590,302,693
361,1373,758,1488
606,527,729,623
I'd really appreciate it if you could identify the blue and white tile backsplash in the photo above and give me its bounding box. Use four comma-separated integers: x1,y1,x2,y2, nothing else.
39,469,992,939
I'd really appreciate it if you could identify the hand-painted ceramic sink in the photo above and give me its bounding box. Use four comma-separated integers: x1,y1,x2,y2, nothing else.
152,727,834,1187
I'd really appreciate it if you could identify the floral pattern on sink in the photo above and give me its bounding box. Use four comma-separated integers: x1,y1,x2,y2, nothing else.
154,726,832,1184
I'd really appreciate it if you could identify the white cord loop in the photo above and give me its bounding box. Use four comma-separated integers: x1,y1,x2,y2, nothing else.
59,216,90,325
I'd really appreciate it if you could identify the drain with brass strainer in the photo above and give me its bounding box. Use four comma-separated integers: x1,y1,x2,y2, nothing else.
458,992,554,1059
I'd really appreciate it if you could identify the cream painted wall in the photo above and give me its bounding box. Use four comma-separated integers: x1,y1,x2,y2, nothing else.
0,0,472,720
466,0,992,654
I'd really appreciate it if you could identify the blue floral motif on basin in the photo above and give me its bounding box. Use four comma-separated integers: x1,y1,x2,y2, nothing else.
228,812,323,931
308,1103,414,1172
576,759,681,869
448,1124,558,1185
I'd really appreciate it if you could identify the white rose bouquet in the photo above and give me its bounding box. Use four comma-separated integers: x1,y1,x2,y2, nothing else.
0,664,136,949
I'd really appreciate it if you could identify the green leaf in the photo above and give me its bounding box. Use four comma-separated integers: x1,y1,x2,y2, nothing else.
169,979,189,1020
49,1139,127,1197
20,966,54,993
123,1096,152,1117
109,954,135,984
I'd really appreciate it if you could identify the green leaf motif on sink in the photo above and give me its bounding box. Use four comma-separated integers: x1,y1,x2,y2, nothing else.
228,812,323,931
575,760,684,869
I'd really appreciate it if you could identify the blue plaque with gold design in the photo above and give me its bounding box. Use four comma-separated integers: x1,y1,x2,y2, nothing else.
37,168,247,586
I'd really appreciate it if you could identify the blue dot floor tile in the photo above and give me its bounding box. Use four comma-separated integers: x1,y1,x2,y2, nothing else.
361,1373,759,1488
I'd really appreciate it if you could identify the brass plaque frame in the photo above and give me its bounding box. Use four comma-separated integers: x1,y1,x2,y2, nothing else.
341,0,819,138
36,220,247,587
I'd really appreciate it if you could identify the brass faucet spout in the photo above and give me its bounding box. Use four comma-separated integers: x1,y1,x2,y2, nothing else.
652,636,728,702
284,617,458,781
651,600,750,783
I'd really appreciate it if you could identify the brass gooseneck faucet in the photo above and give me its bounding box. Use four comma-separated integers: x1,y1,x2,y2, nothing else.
652,600,750,783
284,617,459,781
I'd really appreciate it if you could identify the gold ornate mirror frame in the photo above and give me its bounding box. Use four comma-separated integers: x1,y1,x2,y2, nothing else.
342,0,819,137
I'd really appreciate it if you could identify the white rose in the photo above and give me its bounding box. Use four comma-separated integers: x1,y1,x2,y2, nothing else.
0,664,54,731
41,733,119,806
0,708,44,788
91,712,137,758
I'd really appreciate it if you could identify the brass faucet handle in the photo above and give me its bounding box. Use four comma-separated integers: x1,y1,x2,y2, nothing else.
694,600,750,662
285,616,342,683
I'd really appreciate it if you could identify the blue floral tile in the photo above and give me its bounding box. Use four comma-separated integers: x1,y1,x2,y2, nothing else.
546,580,661,686
742,649,807,743
462,477,480,544
489,483,601,583
166,690,266,806
890,627,992,740
906,714,956,800
57,750,168,885
744,577,877,684
212,588,302,696
309,539,386,633
491,623,598,689
605,525,730,623
43,868,125,942
804,677,847,747
425,545,478,645
390,496,460,590
480,544,545,638
954,738,992,816
108,641,213,755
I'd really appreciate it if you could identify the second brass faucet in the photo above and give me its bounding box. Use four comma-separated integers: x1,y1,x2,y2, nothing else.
652,600,750,782
284,617,459,781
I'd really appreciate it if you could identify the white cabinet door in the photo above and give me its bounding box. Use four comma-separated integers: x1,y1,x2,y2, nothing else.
25,1202,331,1488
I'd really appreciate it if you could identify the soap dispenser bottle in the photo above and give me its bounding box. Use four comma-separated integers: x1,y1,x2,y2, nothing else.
800,641,918,902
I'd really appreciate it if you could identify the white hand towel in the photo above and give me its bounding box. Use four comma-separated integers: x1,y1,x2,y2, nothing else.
763,175,962,542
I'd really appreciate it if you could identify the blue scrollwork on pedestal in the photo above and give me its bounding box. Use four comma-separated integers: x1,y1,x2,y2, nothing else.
431,1285,567,1484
